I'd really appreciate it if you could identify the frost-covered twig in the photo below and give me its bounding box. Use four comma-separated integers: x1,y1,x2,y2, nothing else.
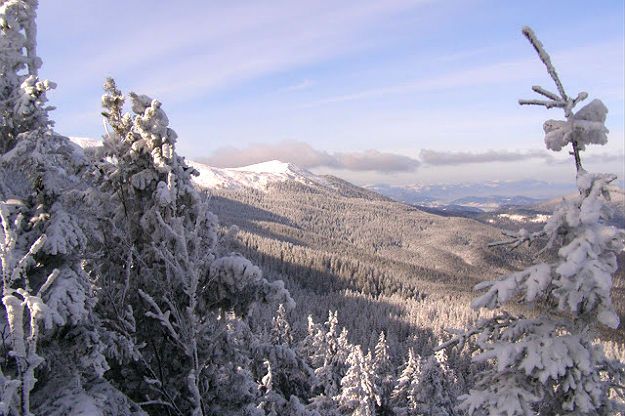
521,27,568,103
138,289,184,350
488,228,545,249
436,313,514,351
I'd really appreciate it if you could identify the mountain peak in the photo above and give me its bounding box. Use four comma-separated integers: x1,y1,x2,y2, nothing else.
232,160,303,176
190,159,326,191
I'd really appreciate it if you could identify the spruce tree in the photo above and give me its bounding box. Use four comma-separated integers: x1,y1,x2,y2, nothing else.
338,347,379,416
372,331,394,414
390,349,421,415
447,27,625,416
313,311,345,397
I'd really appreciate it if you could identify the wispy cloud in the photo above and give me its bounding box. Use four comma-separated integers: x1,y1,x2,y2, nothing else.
201,140,421,173
303,58,538,107
303,39,624,108
420,149,553,166
568,152,625,165
281,79,316,93
334,150,420,172
44,1,428,102
203,141,567,172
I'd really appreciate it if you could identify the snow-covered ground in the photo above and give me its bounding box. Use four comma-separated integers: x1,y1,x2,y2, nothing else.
497,213,550,223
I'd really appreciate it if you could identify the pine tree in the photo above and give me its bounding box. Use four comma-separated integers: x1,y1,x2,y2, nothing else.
0,0,55,154
445,27,625,416
390,349,421,415
372,331,394,414
338,347,379,416
271,303,293,347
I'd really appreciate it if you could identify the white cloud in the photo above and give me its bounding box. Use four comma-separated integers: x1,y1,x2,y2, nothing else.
281,79,316,92
420,149,553,166
201,140,421,173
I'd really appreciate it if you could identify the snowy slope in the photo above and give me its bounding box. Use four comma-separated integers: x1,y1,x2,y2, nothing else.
190,160,329,191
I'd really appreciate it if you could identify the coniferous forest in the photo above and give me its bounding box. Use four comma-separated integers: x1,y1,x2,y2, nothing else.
1,2,624,415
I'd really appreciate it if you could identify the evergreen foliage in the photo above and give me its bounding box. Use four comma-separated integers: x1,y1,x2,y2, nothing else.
449,27,625,416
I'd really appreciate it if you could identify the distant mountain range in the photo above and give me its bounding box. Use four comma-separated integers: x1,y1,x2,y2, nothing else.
365,181,578,210
185,158,582,214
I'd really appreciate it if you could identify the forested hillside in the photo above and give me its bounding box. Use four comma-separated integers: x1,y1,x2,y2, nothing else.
202,163,625,356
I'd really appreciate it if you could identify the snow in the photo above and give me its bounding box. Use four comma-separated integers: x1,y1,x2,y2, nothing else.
498,213,550,223
190,159,328,191
69,136,102,150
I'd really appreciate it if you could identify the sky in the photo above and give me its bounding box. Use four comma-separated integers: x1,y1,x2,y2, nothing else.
36,0,624,186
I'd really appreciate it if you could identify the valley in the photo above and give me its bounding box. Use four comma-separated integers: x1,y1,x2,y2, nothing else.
186,159,625,350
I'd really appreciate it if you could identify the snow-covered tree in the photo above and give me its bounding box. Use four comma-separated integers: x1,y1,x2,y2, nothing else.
272,303,293,347
338,347,379,416
372,331,394,414
247,304,316,405
300,315,327,369
313,311,351,398
391,349,421,412
392,349,456,416
94,78,293,415
0,0,55,154
448,27,625,416
391,349,421,415
412,352,457,416
256,359,319,416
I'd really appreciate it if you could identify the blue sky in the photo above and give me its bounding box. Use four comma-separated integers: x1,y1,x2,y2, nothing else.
37,0,624,185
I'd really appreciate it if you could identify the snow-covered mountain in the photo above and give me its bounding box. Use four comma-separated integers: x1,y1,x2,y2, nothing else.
190,159,329,191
